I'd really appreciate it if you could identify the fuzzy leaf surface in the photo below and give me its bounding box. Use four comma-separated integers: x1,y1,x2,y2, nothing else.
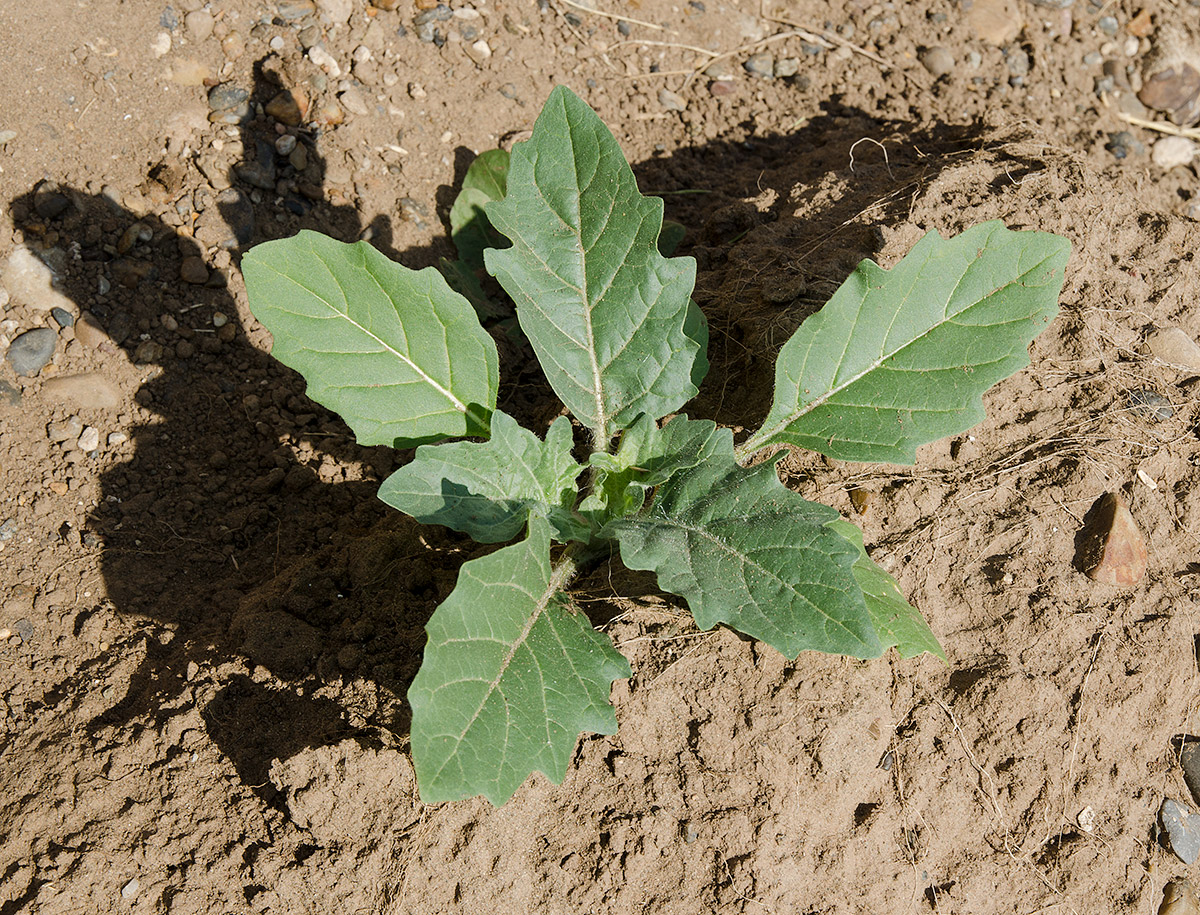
243,230,497,447
378,412,585,543
744,222,1070,463
409,518,631,805
484,85,708,441
826,520,944,660
449,148,511,271
606,431,883,658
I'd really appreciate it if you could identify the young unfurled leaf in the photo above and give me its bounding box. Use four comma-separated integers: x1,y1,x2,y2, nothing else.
606,430,883,659
740,222,1070,463
243,230,498,447
408,517,631,805
826,520,944,660
485,85,708,444
378,412,586,543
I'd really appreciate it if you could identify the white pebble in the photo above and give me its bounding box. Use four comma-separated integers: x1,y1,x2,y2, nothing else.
107,432,129,447
121,878,140,900
471,39,492,59
212,312,228,328
77,427,100,453
151,32,171,58
269,36,285,51
1152,136,1197,170
308,45,342,77
352,45,372,63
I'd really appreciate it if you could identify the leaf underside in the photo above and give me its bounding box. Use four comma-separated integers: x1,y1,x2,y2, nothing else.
243,230,498,448
378,412,585,543
747,222,1071,463
484,85,708,442
408,518,631,805
607,429,884,659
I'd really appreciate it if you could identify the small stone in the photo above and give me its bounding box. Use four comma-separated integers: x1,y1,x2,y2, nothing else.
33,182,71,220
180,256,209,285
658,88,686,111
1075,492,1147,587
207,83,249,112
276,0,316,20
1182,742,1200,808
151,32,172,57
221,31,245,59
1152,136,1198,169
414,4,453,24
1105,130,1145,159
709,79,735,97
48,481,69,496
1006,47,1031,77
185,9,214,41
13,619,33,642
6,328,57,376
920,46,955,77
1147,326,1200,370
266,89,309,126
47,415,83,443
108,432,128,447
1162,799,1200,865
134,341,163,364
743,53,775,78
50,307,74,328
339,86,370,116
0,519,14,541
1097,15,1118,36
316,0,353,24
175,340,195,359
774,57,799,78
289,146,308,171
121,878,140,901
1139,57,1200,125
1160,880,1200,915
849,488,876,515
1126,387,1173,420
1028,0,1072,6
41,374,121,410
964,0,1022,46
74,313,112,350
371,0,402,8
212,312,229,328
275,134,298,156
169,58,212,86
308,45,342,77
77,426,100,452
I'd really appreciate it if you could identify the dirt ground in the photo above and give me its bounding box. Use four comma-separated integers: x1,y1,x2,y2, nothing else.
4,0,1200,911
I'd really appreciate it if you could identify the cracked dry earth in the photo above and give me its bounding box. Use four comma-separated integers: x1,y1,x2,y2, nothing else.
4,0,1200,912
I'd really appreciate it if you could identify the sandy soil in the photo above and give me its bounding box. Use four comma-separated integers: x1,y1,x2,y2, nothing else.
3,0,1200,912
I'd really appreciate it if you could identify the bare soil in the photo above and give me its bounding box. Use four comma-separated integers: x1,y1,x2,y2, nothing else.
3,0,1200,912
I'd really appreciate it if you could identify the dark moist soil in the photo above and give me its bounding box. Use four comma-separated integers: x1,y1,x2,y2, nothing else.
3,0,1200,912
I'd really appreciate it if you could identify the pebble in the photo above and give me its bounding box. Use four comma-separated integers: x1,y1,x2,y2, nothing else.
0,519,14,541
1076,491,1147,586
151,32,171,57
964,0,1022,46
316,0,353,24
207,83,248,112
1105,130,1145,159
1162,798,1200,864
41,374,121,410
276,0,316,20
33,181,71,219
1152,136,1198,169
77,426,100,452
1006,47,1031,78
47,415,83,443
658,88,686,111
185,9,214,41
6,327,57,376
212,311,229,328
1182,742,1200,808
774,57,799,78
1126,387,1173,420
1139,40,1200,125
709,79,735,97
180,256,209,285
2,248,74,313
371,0,402,8
275,134,297,156
74,312,112,350
1028,0,1072,6
266,89,308,126
339,86,370,115
1147,326,1200,370
743,53,775,78
308,45,342,77
920,46,955,78
0,380,20,406
108,432,128,447
1097,16,1118,37
121,878,140,901
50,307,74,328
13,618,32,642
1161,879,1200,915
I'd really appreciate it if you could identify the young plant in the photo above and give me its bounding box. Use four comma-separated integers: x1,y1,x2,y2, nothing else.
242,86,1070,805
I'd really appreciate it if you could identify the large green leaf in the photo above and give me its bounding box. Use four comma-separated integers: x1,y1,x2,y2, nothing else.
484,85,708,443
450,148,510,272
606,430,883,659
378,412,585,543
409,518,631,805
740,222,1070,463
826,520,944,660
243,231,498,447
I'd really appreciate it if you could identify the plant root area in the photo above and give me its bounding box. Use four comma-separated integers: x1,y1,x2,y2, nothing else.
2,1,1200,912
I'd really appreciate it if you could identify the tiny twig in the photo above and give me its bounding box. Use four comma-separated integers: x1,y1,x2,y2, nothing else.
849,137,895,179
556,0,671,33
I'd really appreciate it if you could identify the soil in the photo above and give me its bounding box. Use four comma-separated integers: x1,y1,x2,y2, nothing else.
3,0,1200,912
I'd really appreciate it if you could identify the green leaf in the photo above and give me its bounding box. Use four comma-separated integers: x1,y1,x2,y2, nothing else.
409,518,631,804
378,412,586,543
243,230,498,448
826,519,945,661
583,414,722,521
449,148,511,271
439,256,510,323
741,222,1071,463
484,85,708,443
658,219,686,257
606,430,883,658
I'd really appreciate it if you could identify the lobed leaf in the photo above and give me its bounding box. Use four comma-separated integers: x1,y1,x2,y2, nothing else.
484,85,708,443
826,520,944,660
408,518,631,805
606,430,883,659
378,412,585,543
243,231,498,448
741,222,1071,463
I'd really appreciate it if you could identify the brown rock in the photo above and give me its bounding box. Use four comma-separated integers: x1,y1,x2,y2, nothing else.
1075,492,1147,586
180,256,209,285
41,373,121,410
265,89,309,126
74,312,112,350
964,0,1023,46
1147,326,1200,371
1160,880,1200,915
1139,26,1200,125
